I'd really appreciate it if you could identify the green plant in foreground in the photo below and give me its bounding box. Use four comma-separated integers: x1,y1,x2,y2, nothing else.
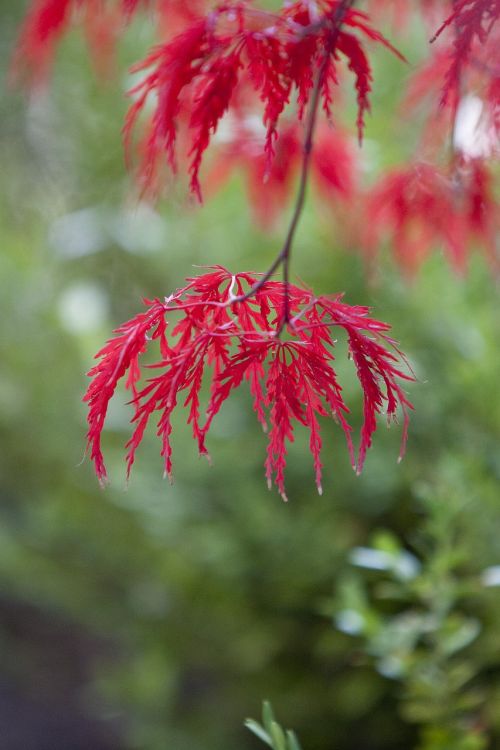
246,701,303,750
330,488,500,750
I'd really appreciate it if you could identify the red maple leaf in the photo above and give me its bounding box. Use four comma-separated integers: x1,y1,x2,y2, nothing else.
366,0,443,29
431,0,500,108
362,159,499,275
11,0,205,86
123,0,403,198
84,268,413,499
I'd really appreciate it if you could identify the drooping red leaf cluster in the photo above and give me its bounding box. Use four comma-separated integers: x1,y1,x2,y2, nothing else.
431,0,500,108
399,2,500,155
377,3,500,275
208,120,357,228
362,159,499,276
13,0,499,276
11,0,204,85
84,268,413,500
122,0,403,199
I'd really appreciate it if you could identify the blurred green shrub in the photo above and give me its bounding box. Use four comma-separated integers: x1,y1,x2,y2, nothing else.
331,492,500,750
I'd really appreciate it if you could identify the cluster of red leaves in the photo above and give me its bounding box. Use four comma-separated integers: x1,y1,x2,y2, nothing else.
431,0,500,108
123,0,403,199
208,119,356,228
400,2,499,147
84,268,413,500
11,0,204,85
362,158,499,276
366,0,444,29
381,3,499,275
13,1,498,277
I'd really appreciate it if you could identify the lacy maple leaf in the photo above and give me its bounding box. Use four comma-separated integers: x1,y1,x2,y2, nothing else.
11,0,203,85
431,0,500,108
361,159,499,275
367,0,444,29
122,0,403,198
84,268,413,500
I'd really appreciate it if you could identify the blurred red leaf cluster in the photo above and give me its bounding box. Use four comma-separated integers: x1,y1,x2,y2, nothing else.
121,1,402,198
13,0,499,274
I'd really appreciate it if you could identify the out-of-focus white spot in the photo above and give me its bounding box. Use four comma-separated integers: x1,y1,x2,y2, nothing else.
212,112,239,144
377,656,404,679
244,114,267,137
336,609,365,635
454,95,497,158
58,282,108,333
109,203,167,254
213,112,266,145
124,71,158,113
453,323,486,360
393,552,421,581
481,566,500,587
26,92,72,172
51,203,168,257
350,546,420,580
350,547,393,570
358,137,380,174
50,207,106,258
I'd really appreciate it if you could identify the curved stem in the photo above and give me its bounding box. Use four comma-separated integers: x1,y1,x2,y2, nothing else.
230,0,357,330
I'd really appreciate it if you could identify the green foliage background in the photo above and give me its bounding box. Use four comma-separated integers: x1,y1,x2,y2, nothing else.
1,3,499,749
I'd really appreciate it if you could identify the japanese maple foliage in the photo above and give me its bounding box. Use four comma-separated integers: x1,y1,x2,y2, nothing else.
14,0,498,273
398,0,500,141
13,0,126,84
12,0,499,495
84,268,413,500
362,158,499,275
122,0,403,199
366,0,444,28
208,120,356,228
11,0,204,85
431,0,500,108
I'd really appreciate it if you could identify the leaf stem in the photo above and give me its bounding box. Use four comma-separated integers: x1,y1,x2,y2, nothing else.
230,0,357,330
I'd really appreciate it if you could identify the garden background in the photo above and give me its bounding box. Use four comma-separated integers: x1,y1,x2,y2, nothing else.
1,2,500,749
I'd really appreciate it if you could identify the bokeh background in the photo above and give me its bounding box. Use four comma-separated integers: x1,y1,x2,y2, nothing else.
1,3,500,749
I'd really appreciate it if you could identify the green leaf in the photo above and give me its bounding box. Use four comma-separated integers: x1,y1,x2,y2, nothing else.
439,616,481,656
372,530,402,555
270,721,286,750
286,729,303,750
262,701,276,734
245,719,273,747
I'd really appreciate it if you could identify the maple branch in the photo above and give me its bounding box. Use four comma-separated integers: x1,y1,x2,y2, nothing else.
230,0,357,329
448,0,466,163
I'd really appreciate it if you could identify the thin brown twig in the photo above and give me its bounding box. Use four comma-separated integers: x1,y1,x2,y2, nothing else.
230,0,357,331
